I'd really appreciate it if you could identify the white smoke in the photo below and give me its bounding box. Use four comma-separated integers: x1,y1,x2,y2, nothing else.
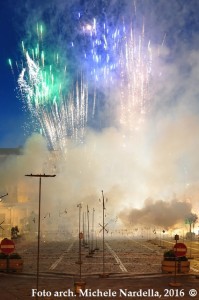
2,0,199,234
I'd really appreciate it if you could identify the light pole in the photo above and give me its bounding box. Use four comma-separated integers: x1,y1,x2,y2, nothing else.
74,203,86,295
169,234,182,287
99,190,109,277
102,191,105,275
86,205,93,257
87,205,90,254
25,174,55,295
77,203,82,280
91,208,95,254
82,211,86,247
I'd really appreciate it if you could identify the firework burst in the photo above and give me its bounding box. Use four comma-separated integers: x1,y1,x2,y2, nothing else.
79,18,152,130
17,24,88,152
11,16,152,154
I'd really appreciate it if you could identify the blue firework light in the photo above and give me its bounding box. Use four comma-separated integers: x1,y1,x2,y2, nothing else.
14,0,153,151
72,1,152,127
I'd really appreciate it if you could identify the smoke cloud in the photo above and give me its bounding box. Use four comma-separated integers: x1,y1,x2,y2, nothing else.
1,116,198,232
1,1,199,234
119,198,192,229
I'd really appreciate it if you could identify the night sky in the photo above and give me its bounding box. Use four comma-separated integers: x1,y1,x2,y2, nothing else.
1,0,199,148
0,2,25,147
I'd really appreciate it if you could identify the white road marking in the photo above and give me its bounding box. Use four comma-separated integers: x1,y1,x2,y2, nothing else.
131,239,158,251
105,241,128,272
126,237,162,254
49,242,74,270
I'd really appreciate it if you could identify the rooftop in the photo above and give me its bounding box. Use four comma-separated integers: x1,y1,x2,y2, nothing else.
0,148,22,155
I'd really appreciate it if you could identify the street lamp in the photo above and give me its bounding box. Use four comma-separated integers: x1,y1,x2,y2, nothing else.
74,203,86,295
25,174,55,296
86,205,93,258
91,208,95,254
169,234,182,287
77,203,82,278
99,190,109,278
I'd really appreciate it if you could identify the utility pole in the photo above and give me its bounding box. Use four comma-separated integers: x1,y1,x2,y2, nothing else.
25,174,55,295
74,203,86,295
87,205,90,253
102,191,105,275
86,205,93,257
99,190,109,277
91,208,95,254
77,203,82,280
82,211,85,247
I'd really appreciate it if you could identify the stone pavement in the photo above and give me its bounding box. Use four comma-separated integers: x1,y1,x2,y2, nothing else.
0,272,198,300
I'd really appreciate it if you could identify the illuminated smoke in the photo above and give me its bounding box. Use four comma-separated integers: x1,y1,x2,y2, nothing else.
4,1,199,236
119,198,193,229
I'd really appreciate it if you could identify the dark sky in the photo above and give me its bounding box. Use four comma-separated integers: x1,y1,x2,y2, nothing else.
1,0,199,148
0,1,27,147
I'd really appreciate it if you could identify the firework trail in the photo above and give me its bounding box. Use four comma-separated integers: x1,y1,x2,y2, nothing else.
13,15,152,153
77,17,119,117
82,18,118,84
79,18,152,130
118,23,152,131
17,24,88,152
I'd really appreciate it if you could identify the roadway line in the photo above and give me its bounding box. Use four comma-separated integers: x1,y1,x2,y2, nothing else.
126,237,162,253
105,241,128,272
131,239,159,252
49,242,74,270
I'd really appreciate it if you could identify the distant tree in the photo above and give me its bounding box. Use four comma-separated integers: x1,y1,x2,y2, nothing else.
185,213,198,233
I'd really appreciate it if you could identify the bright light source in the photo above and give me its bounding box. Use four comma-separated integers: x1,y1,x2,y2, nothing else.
85,24,92,31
